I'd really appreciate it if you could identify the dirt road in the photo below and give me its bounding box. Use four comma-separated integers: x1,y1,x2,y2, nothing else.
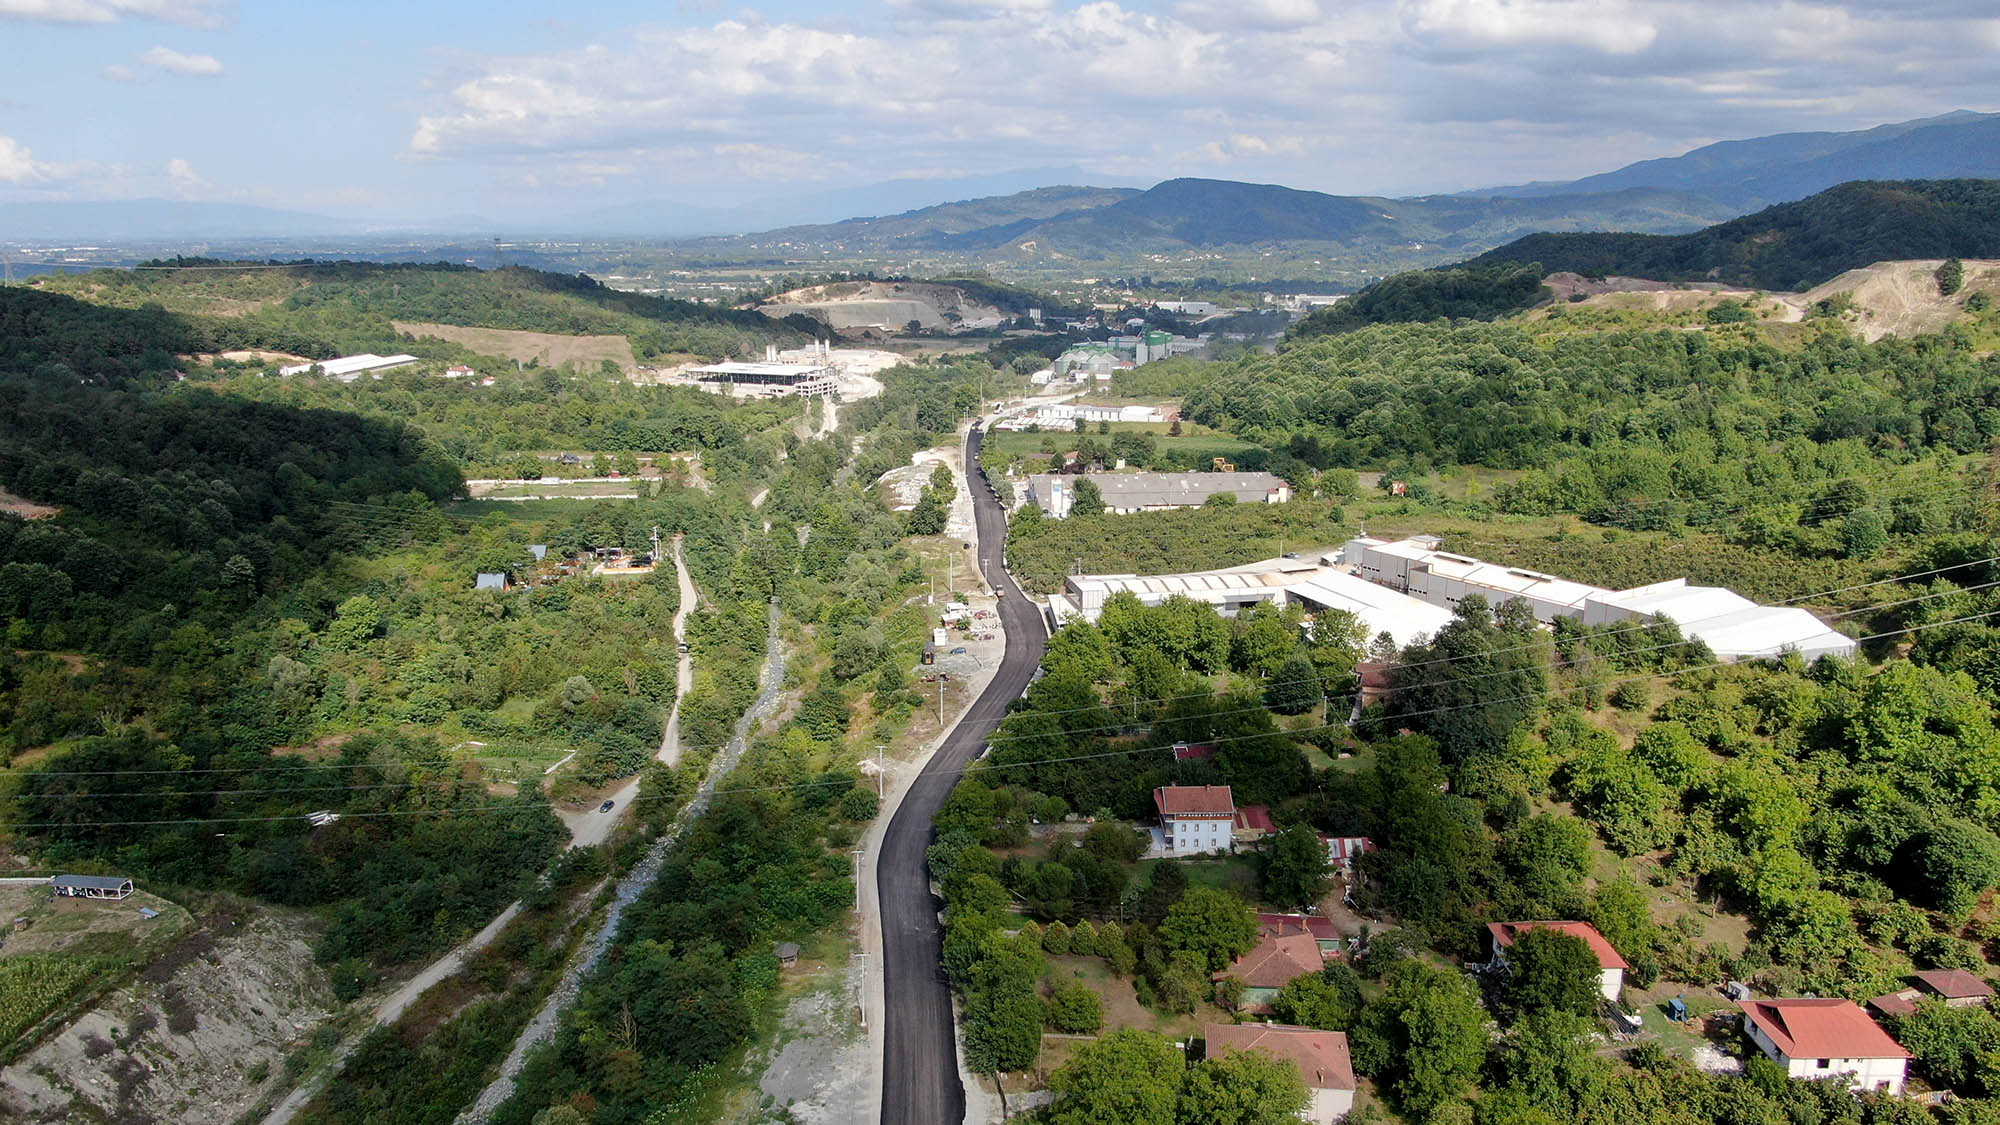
457,600,788,1123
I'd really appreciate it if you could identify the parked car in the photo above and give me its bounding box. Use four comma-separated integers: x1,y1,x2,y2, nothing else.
950,646,967,655
598,800,615,812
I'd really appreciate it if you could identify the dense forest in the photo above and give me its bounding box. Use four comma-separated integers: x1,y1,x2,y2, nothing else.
1465,179,2000,291
1291,262,1553,337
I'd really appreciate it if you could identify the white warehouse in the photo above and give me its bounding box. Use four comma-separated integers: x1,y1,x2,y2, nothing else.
1340,536,1856,662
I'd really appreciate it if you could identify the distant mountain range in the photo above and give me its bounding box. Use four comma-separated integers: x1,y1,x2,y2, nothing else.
1464,179,2000,291
4,112,1997,276
1475,111,2000,210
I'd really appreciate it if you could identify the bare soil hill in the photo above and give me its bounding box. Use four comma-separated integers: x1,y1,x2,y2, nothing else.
755,281,1007,333
1787,258,2000,340
393,321,638,372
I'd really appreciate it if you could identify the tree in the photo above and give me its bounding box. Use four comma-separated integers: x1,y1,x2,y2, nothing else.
1202,491,1238,508
1178,1047,1309,1125
1045,1028,1186,1125
1841,508,1888,559
1264,650,1323,715
1505,928,1604,1017
1364,960,1487,1117
1939,257,1967,297
1389,597,1549,761
1493,1010,1610,1118
1500,814,1593,917
1271,963,1364,1030
908,492,947,535
1893,999,2000,1094
1158,887,1261,973
1071,477,1105,517
1917,820,2000,918
1231,604,1297,678
1261,823,1332,909
1046,977,1104,1033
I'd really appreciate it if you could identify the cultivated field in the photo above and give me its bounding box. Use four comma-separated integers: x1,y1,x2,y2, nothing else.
393,321,638,372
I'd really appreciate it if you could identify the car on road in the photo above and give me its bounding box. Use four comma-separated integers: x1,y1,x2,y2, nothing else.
950,646,967,655
598,799,615,812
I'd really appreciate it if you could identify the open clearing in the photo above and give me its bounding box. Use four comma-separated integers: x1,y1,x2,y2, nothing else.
0,486,59,520
393,321,638,372
0,883,191,962
756,281,1008,333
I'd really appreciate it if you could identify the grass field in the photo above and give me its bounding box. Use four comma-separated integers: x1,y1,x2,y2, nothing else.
455,738,578,784
474,480,646,500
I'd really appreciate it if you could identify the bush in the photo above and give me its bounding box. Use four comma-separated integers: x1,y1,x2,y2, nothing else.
1045,978,1104,1034
839,786,880,821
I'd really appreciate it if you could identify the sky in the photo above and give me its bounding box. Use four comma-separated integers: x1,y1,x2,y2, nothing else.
1,0,1997,225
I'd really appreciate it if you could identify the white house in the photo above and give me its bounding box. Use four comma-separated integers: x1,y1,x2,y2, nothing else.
1155,785,1236,855
1739,998,1911,1095
1203,1023,1356,1123
1487,920,1628,1003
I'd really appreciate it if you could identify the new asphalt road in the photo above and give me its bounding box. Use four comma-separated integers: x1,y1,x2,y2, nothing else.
878,423,1047,1125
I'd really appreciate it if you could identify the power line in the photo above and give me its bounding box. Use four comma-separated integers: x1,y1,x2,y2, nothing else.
11,608,2000,827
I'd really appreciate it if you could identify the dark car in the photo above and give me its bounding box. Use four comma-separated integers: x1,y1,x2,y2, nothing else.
598,799,615,812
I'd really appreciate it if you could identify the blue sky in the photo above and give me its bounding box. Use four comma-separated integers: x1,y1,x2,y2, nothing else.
2,0,1996,224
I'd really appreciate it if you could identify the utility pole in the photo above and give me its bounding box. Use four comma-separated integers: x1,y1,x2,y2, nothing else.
875,743,887,798
650,525,662,565
938,675,946,725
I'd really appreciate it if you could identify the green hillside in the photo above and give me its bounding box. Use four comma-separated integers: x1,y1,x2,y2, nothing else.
1465,179,2000,291
30,260,809,364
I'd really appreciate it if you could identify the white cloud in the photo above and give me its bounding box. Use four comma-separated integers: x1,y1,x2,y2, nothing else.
397,0,2000,198
103,62,136,81
138,45,223,75
166,156,206,194
0,0,224,26
0,135,54,182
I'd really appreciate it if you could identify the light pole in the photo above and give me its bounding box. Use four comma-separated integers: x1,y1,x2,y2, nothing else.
874,743,887,798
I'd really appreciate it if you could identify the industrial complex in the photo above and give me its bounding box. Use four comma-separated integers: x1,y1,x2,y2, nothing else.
1020,470,1291,518
1045,534,1856,664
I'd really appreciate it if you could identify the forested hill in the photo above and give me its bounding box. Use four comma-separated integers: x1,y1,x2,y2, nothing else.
1464,179,2000,291
29,260,812,363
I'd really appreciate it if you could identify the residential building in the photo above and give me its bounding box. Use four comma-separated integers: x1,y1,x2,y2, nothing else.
1872,969,1994,1016
1487,920,1628,1003
1257,913,1344,957
1341,536,1856,662
1155,785,1236,855
1915,969,1995,1007
1201,1023,1357,1123
474,572,511,591
1739,998,1911,1094
1234,804,1277,845
51,874,134,900
443,364,478,378
1171,741,1216,763
1021,471,1290,518
1217,931,1325,1012
1321,836,1374,872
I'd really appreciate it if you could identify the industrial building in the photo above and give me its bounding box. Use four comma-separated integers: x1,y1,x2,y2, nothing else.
1021,471,1290,518
995,402,1164,431
1339,535,1856,662
1047,555,1451,650
690,344,838,397
278,353,419,380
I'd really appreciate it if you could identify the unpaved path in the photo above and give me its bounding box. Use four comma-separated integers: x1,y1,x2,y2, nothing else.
259,899,519,1125
457,601,788,1123
557,537,699,848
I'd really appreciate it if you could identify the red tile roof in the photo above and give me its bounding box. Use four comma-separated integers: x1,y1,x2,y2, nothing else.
1868,991,1920,1018
1487,920,1628,970
1203,1023,1356,1091
1740,999,1911,1061
1220,931,1324,989
1915,969,1994,1001
1235,805,1277,833
1172,741,1216,762
1155,784,1235,817
1258,913,1339,943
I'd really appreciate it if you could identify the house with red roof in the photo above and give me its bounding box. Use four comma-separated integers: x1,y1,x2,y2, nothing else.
1203,1023,1357,1123
1321,835,1374,872
1739,998,1910,1095
1154,785,1235,855
1486,920,1628,1003
1234,804,1277,845
1217,930,1325,1012
1258,912,1344,957
1869,968,1993,1019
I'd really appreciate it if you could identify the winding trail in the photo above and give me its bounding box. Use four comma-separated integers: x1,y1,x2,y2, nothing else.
877,423,1046,1125
457,599,787,1123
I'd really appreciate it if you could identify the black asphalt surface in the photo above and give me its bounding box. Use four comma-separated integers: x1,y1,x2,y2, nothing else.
879,424,1046,1125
